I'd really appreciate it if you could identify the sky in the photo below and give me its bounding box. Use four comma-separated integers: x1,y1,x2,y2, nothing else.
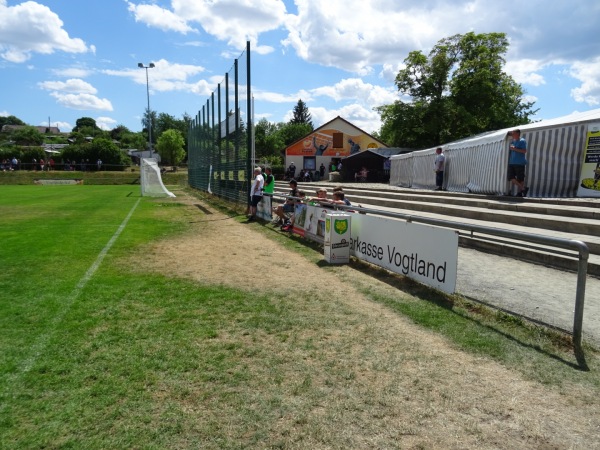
1,0,599,136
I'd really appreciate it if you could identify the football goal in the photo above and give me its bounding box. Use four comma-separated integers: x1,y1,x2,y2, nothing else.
140,158,176,198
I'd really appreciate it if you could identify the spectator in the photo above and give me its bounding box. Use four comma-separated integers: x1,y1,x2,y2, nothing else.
303,169,311,182
49,158,55,171
383,157,391,179
32,158,37,171
287,162,296,180
263,167,275,195
307,187,329,205
40,158,45,171
355,166,368,182
332,186,352,206
247,167,264,222
319,163,326,180
281,190,306,232
507,129,528,197
434,147,445,191
97,159,102,171
273,179,299,226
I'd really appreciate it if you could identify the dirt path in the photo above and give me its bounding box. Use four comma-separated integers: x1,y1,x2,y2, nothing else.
141,192,600,448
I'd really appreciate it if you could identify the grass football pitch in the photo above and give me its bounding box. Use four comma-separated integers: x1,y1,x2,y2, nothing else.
2,185,600,449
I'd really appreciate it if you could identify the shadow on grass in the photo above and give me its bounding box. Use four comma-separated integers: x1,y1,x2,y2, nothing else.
348,257,591,371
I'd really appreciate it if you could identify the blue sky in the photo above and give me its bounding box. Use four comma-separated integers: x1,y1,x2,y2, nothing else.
1,0,599,136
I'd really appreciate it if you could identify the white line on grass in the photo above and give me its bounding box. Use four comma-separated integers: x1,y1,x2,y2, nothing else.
0,198,141,408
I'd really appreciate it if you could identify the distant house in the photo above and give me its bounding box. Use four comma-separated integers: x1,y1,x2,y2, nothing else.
1,125,61,134
42,143,69,152
284,116,388,179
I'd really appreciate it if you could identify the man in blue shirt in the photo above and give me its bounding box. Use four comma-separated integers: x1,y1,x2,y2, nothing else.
507,129,528,197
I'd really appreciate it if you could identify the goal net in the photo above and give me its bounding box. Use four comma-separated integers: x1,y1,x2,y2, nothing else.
140,158,176,198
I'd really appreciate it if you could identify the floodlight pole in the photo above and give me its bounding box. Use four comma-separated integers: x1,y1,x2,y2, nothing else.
138,62,155,159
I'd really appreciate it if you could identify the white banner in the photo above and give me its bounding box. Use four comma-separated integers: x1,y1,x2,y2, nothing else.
257,195,272,221
349,214,458,293
302,204,331,244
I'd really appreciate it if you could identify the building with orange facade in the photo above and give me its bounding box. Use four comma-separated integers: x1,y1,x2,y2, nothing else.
284,116,388,181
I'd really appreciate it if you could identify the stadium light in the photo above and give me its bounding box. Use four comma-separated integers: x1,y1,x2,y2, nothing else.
138,62,155,159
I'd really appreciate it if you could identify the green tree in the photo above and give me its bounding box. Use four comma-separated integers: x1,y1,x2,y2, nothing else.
155,113,179,137
62,138,130,170
119,131,147,150
289,99,313,128
110,124,130,142
277,122,313,147
377,32,536,149
254,118,284,160
72,117,99,132
156,129,185,165
0,115,26,130
141,108,158,146
12,126,44,146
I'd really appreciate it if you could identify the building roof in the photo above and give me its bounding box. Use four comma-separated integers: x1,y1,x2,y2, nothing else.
285,115,388,150
2,125,61,134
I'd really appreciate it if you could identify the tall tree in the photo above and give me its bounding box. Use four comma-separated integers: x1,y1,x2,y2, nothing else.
254,118,284,159
73,117,99,132
141,108,158,145
289,99,313,129
156,129,185,165
277,122,313,147
377,32,536,149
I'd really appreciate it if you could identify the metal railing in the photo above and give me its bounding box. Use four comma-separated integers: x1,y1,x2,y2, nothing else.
270,193,589,349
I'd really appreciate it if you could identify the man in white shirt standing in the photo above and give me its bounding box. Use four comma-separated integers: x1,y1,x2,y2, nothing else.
247,167,264,221
434,147,446,191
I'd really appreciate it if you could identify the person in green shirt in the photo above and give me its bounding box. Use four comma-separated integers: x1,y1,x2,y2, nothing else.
263,167,275,195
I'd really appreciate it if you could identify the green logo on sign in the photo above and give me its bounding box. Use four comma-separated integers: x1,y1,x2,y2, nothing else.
334,219,348,235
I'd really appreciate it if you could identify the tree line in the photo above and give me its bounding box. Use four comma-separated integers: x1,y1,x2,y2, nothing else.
0,112,190,168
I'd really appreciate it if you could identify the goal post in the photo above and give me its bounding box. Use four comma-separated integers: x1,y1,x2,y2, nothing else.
140,158,176,198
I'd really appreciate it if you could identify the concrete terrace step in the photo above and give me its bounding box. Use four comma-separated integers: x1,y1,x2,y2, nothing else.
273,181,600,277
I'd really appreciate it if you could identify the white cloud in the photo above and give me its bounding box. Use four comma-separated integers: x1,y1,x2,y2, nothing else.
103,59,213,98
253,89,312,103
38,79,97,94
0,110,9,116
50,92,113,111
310,78,398,108
53,67,93,78
505,60,547,87
128,0,287,50
281,0,450,74
103,59,207,93
127,1,197,34
95,116,118,130
289,103,382,134
0,1,89,62
39,76,112,111
570,58,600,106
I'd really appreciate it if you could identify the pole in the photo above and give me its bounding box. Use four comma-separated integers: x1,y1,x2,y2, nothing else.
145,67,151,159
138,63,155,160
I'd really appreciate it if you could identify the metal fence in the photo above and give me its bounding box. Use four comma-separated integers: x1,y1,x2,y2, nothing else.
188,42,252,204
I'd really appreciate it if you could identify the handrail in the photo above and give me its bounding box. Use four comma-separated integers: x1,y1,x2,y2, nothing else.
270,193,589,349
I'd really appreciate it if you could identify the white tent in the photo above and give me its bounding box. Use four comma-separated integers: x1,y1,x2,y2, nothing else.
390,109,600,197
